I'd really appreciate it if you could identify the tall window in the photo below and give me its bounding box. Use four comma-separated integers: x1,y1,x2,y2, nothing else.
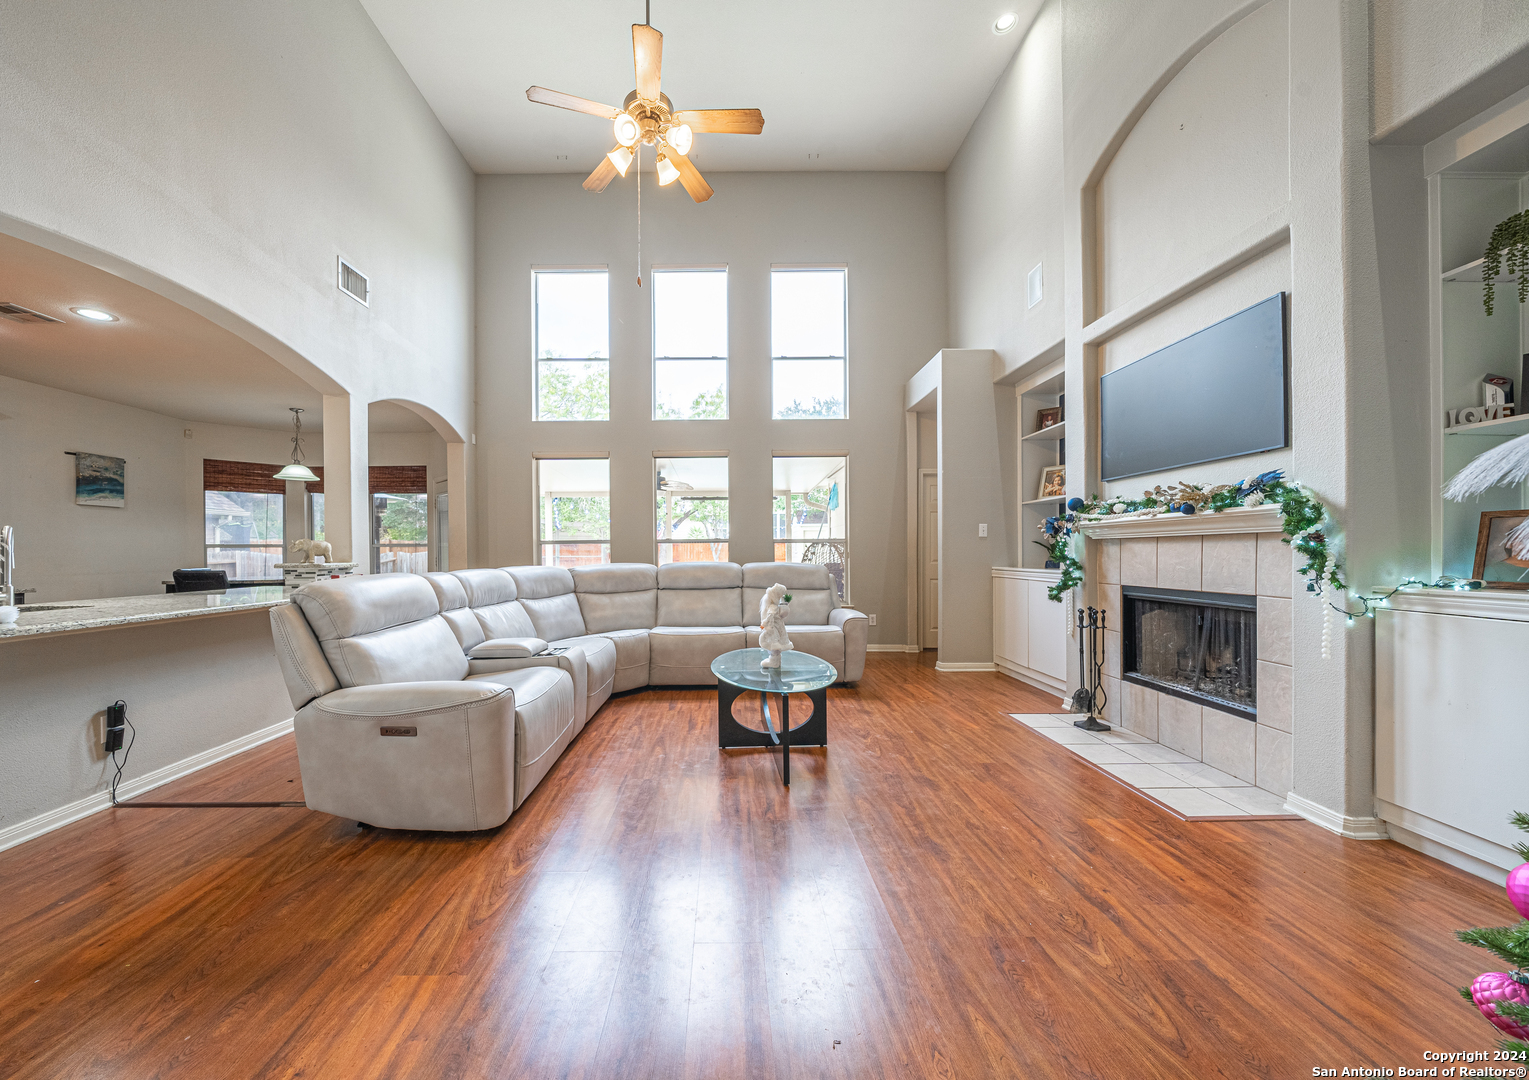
535,269,610,421
773,455,848,602
537,457,611,566
654,269,728,419
202,459,285,581
655,455,729,564
772,268,847,419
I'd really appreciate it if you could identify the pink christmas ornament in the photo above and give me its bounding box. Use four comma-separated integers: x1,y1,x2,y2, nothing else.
1507,864,1529,921
1471,972,1529,1040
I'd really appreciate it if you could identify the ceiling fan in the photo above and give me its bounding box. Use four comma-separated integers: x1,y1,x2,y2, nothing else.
526,19,764,203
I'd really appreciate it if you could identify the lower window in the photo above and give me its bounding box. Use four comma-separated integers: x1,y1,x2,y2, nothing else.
204,490,284,580
537,457,611,566
373,492,429,574
656,455,729,564
772,455,848,601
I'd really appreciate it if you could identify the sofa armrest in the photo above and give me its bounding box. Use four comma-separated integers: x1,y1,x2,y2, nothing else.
470,636,549,659
467,647,588,726
304,680,515,718
294,680,520,832
829,608,868,682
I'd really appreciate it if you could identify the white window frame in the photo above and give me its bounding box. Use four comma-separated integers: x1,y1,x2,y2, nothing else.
654,452,730,564
770,264,848,420
652,265,729,421
533,266,611,423
533,453,613,567
770,452,850,603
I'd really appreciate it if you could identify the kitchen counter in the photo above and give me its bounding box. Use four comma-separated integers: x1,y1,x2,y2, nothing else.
0,586,292,640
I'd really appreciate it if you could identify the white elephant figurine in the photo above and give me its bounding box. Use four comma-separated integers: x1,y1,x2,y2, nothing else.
758,583,793,669
289,538,333,564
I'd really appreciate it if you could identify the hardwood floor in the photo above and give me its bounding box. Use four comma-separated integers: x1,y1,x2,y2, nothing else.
0,653,1510,1078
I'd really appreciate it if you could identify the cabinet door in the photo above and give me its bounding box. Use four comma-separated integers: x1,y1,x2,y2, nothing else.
1026,580,1067,680
993,577,1026,664
992,578,1011,663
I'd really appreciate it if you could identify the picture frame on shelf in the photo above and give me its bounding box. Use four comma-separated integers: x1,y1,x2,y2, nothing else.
1036,406,1062,430
1472,509,1529,589
1038,465,1066,500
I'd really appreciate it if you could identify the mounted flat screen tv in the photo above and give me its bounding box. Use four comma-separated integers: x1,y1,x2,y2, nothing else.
1100,293,1288,482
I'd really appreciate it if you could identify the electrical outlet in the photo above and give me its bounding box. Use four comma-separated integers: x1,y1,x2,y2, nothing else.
978,523,988,537
868,614,877,626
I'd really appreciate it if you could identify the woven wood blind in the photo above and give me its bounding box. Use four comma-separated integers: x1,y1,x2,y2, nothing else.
202,459,286,495
298,465,426,496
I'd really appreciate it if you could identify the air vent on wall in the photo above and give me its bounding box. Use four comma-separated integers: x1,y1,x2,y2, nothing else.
337,258,369,307
0,303,63,324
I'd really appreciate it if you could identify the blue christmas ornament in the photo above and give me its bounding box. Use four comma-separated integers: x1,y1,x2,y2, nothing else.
1067,498,1084,511
1180,503,1196,515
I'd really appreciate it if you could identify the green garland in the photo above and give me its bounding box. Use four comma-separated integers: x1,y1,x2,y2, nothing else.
1037,470,1346,604
1037,470,1483,618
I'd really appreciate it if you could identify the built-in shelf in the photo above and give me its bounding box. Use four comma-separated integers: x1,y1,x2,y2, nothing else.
1021,421,1065,442
1441,257,1521,284
1022,496,1066,506
1444,412,1529,437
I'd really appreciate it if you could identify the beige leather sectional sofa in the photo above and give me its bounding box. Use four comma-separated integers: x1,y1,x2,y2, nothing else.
268,561,868,831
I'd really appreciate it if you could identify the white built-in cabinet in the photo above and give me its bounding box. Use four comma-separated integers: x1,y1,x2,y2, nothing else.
992,568,1067,694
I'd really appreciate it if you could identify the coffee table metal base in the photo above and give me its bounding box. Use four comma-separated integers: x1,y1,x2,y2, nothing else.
717,683,828,787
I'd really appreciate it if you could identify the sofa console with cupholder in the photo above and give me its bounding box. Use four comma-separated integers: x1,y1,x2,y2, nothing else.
268,561,867,831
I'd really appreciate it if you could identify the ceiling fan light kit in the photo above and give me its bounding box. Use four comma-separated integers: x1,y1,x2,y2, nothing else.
525,14,764,205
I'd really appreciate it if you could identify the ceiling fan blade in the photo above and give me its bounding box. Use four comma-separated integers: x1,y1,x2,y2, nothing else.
583,154,619,193
671,109,764,135
527,86,622,120
667,149,713,203
633,24,663,102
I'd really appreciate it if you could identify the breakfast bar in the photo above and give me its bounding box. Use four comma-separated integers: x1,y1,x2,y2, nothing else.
0,587,298,851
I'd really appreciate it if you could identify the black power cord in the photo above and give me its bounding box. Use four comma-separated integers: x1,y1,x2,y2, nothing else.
106,700,304,810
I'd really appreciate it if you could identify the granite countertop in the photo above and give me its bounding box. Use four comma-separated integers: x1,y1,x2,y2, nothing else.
0,586,293,640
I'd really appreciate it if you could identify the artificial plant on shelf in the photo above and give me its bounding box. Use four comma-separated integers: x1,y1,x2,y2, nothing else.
1482,209,1529,316
1456,812,1529,1055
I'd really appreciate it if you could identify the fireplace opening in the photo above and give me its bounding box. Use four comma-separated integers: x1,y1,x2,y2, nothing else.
1121,586,1257,720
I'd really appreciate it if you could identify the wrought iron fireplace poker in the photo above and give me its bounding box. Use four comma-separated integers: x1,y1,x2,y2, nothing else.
1071,606,1110,732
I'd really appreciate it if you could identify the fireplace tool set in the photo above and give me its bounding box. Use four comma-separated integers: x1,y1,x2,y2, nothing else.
1070,606,1110,731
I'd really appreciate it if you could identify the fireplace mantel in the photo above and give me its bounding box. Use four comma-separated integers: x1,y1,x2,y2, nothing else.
1077,504,1284,540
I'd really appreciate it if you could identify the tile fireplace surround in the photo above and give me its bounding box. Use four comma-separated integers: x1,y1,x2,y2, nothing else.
1085,506,1293,800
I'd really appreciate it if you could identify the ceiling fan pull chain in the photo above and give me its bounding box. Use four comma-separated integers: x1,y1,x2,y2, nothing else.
636,143,643,287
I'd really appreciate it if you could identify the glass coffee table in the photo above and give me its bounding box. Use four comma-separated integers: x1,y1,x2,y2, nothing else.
711,648,836,786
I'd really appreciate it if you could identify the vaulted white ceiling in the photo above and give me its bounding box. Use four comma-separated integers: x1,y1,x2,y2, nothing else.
359,0,1038,174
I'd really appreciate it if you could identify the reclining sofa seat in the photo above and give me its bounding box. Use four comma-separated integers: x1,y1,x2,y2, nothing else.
269,574,578,832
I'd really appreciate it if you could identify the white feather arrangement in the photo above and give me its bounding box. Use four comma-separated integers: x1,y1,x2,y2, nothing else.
1442,432,1529,501
1506,517,1529,561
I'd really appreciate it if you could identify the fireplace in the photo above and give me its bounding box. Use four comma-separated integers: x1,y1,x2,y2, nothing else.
1121,586,1257,720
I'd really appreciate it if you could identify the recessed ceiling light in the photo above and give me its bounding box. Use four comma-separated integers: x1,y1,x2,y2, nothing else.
993,11,1019,33
71,307,118,322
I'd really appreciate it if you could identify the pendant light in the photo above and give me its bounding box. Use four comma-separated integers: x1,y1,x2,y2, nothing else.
273,407,320,483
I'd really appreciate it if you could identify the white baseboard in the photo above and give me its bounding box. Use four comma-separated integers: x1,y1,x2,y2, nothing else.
0,717,295,854
1377,799,1517,884
934,661,999,672
866,644,925,653
994,659,1067,695
1283,791,1389,840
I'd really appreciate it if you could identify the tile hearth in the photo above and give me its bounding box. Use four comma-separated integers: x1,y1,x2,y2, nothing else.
1009,713,1297,819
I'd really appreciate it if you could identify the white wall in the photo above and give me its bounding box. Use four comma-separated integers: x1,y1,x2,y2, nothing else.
0,0,475,439
1094,0,1288,312
0,374,185,601
475,172,947,645
946,2,1066,379
1373,0,1529,143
